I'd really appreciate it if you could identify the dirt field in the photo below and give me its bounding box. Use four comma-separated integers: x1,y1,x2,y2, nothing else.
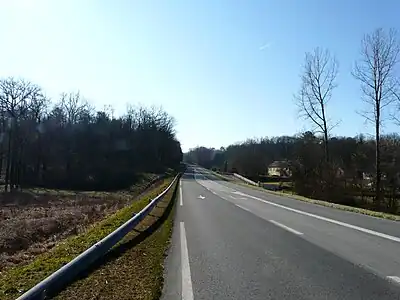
0,174,160,271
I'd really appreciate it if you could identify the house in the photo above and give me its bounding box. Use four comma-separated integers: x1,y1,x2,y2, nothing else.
268,160,292,177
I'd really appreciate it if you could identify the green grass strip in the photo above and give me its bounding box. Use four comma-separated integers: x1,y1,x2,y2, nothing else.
238,182,400,221
55,179,178,299
0,178,173,300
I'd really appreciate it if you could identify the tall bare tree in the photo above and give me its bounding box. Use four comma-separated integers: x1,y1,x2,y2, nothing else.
60,92,88,125
353,28,400,208
0,78,43,191
295,48,338,163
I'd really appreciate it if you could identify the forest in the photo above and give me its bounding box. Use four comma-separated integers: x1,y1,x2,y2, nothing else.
0,77,182,191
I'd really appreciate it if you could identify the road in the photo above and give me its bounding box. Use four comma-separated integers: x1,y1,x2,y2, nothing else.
162,166,400,299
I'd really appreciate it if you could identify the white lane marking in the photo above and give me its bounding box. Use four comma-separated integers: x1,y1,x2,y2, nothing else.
269,220,304,235
234,191,400,243
197,181,217,197
203,185,218,196
230,195,248,200
179,181,183,206
387,276,400,284
180,222,194,300
235,204,251,212
194,170,236,193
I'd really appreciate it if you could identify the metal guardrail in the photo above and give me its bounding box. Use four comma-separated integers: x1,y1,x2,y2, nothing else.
233,173,257,186
17,174,180,300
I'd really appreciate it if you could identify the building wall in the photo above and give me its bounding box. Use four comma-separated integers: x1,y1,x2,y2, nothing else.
268,167,281,177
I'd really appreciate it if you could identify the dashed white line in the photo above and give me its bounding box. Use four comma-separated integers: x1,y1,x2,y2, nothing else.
234,191,400,243
269,220,304,235
235,204,251,212
180,222,194,300
179,181,183,206
387,276,400,284
230,195,248,200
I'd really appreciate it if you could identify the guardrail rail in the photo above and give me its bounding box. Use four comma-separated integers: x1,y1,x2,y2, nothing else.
233,173,257,186
17,174,180,300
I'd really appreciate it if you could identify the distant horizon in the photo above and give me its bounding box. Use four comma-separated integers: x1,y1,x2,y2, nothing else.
1,1,400,153
183,130,388,153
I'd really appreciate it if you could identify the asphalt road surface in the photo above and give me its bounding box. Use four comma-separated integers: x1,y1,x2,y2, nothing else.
162,166,400,300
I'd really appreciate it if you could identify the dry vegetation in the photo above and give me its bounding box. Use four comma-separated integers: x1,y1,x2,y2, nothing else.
0,177,176,300
55,178,178,300
0,174,160,271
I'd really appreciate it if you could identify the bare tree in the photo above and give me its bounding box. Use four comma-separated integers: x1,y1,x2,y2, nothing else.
60,92,89,125
353,28,400,208
0,78,43,191
295,48,338,162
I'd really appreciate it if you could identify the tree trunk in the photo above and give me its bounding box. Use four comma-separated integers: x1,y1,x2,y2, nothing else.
375,109,382,209
10,143,18,191
0,148,3,183
4,128,12,192
16,144,24,190
321,101,329,163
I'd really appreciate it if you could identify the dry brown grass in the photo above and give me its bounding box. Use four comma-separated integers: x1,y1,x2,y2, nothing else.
55,179,177,300
0,174,161,271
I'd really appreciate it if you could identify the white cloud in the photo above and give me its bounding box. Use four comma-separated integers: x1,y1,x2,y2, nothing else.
259,42,272,51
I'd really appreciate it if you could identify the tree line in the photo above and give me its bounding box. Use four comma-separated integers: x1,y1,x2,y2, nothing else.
0,77,182,191
185,28,400,214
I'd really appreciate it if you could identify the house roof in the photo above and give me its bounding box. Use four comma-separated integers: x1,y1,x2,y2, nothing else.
268,160,290,168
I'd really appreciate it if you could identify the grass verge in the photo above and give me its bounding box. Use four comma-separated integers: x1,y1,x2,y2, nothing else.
208,171,233,182
55,178,178,300
0,173,162,271
207,169,399,221
262,182,292,187
209,167,398,220
0,177,176,300
236,181,400,221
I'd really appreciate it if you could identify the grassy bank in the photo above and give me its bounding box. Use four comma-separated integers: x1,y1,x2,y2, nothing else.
237,181,400,221
55,177,178,300
208,170,400,221
0,177,177,300
0,173,162,271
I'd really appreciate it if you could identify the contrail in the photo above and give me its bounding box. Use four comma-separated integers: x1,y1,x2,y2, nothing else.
259,42,272,50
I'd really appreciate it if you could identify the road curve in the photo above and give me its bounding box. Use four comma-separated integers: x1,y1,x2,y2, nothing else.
162,166,400,300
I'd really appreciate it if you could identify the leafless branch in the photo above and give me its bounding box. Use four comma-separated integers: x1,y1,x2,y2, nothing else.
353,28,400,205
353,28,400,125
0,77,43,119
295,47,338,161
59,91,89,125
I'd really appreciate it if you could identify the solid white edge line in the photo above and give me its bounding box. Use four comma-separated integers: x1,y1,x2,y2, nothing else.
179,181,183,206
180,222,194,300
235,204,251,212
269,220,304,235
234,191,400,243
387,276,400,284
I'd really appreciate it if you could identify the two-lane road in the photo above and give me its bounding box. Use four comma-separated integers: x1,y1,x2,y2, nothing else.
162,167,400,299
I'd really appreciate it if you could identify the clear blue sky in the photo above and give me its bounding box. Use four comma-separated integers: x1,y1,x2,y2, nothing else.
1,0,399,152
